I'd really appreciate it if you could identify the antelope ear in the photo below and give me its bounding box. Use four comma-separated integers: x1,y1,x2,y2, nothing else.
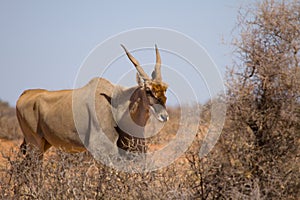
136,73,144,87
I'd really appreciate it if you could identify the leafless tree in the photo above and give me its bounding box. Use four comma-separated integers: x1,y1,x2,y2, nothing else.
224,0,300,198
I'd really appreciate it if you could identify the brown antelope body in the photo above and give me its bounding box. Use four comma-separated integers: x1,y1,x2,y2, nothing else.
16,45,168,158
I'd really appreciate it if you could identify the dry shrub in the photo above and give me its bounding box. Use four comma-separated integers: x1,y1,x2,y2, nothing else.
0,139,199,199
223,0,300,198
0,100,22,140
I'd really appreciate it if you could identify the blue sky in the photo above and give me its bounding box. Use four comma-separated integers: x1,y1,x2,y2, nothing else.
0,1,252,106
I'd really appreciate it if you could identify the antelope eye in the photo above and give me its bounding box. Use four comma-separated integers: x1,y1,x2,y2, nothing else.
145,88,155,97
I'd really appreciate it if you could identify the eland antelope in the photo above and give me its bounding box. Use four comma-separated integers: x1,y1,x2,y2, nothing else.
16,45,169,158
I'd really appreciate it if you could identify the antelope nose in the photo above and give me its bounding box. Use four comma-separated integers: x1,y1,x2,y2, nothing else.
160,113,169,122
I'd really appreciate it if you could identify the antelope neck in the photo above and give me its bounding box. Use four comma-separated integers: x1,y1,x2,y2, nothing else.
129,87,150,127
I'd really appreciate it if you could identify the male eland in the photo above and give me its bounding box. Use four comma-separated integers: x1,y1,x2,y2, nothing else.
16,45,169,159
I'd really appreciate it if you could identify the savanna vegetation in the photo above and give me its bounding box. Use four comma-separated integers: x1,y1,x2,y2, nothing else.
0,1,299,199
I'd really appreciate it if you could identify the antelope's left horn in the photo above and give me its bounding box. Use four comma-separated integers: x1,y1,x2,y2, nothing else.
121,44,150,81
152,44,162,81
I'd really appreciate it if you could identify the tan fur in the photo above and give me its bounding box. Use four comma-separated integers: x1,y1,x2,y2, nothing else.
17,78,117,155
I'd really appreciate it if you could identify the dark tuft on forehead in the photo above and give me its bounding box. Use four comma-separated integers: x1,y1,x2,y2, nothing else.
150,82,168,91
149,82,168,104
